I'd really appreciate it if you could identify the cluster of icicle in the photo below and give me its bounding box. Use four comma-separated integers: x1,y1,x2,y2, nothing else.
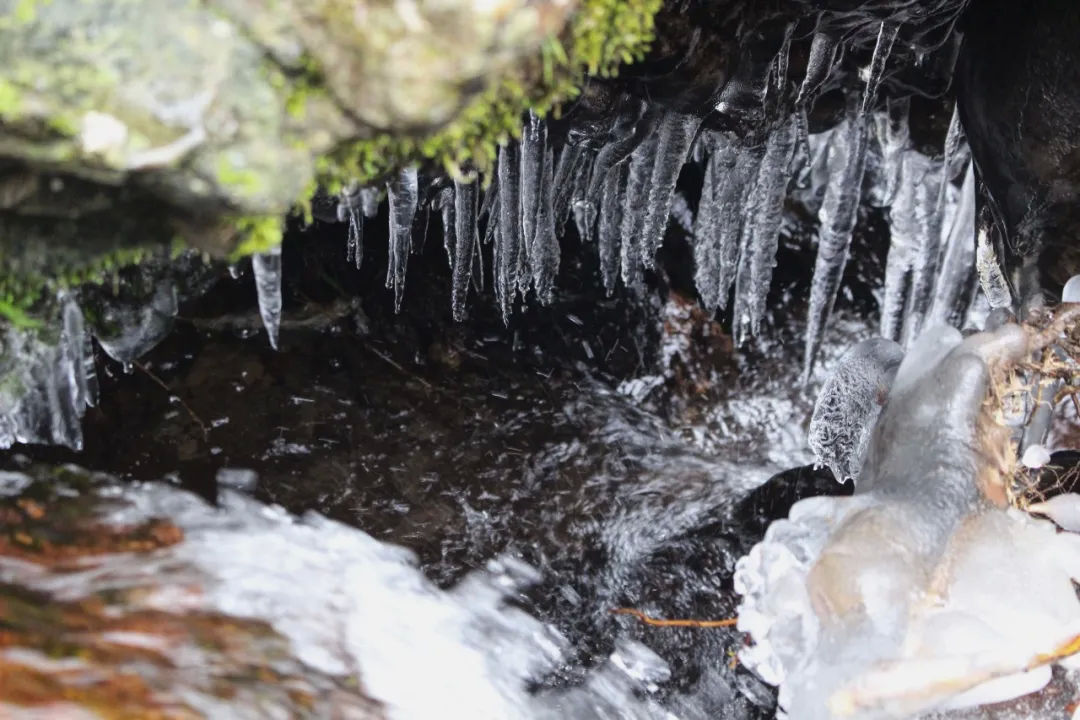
0,293,97,449
246,23,1000,376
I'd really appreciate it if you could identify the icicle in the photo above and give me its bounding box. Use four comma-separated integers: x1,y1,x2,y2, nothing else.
976,222,1013,309
693,132,755,311
640,113,700,267
797,31,840,106
620,129,661,291
803,112,870,379
861,21,900,114
451,179,478,320
252,247,283,350
531,147,558,303
346,203,363,270
553,144,585,235
360,187,382,218
880,152,934,341
599,163,628,295
520,112,545,291
871,97,910,207
902,105,966,342
927,163,977,328
670,191,694,235
495,144,522,322
582,104,659,230
733,115,797,342
386,166,418,312
942,103,966,180
438,187,455,271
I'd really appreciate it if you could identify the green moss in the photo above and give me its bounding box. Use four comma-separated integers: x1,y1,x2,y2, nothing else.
317,0,661,187
216,156,266,199
0,77,22,116
228,215,282,262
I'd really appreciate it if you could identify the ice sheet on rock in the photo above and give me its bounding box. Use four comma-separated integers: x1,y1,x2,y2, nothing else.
94,281,179,365
880,150,935,342
807,337,903,483
452,179,478,320
386,167,419,313
927,163,977,329
252,247,283,350
639,113,700,268
733,115,797,342
0,294,96,450
976,225,1013,309
736,324,1080,719
803,111,870,377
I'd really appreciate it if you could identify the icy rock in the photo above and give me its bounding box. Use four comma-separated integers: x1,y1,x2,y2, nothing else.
807,337,904,483
737,323,1080,719
1063,275,1080,302
0,294,96,450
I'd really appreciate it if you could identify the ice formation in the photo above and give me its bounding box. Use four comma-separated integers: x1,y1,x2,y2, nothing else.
387,166,419,313
807,337,904,483
803,110,870,377
0,294,97,449
317,88,983,363
252,247,283,350
94,281,179,365
735,322,1080,719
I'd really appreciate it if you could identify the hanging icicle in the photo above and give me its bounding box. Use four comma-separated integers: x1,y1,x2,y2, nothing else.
692,132,759,312
861,21,900,114
901,104,965,343
797,31,841,106
926,162,977,329
531,147,559,304
880,151,934,341
599,163,629,295
252,247,283,350
640,113,700,268
451,179,478,321
803,111,870,379
495,143,523,323
386,167,419,313
620,128,661,291
733,115,797,342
